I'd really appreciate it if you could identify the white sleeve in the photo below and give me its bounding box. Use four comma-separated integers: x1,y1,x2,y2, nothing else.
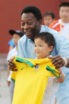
7,71,12,81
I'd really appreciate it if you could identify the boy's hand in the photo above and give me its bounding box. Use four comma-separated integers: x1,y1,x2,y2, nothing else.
8,57,17,71
56,70,65,83
7,81,11,86
48,56,65,68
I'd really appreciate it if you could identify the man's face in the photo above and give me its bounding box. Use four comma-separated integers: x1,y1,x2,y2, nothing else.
59,6,69,22
21,13,41,39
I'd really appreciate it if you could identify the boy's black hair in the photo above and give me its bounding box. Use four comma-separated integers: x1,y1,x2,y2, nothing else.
21,6,42,21
43,12,55,19
34,32,55,48
9,29,23,37
59,2,69,8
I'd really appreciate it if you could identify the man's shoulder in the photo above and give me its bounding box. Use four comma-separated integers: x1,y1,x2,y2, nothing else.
41,25,58,33
41,25,58,36
19,35,27,42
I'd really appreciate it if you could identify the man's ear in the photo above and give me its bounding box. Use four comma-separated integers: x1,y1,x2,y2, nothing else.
39,19,42,24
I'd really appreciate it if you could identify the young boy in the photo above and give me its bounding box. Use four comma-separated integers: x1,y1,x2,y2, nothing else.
43,12,56,27
34,32,64,104
11,32,64,104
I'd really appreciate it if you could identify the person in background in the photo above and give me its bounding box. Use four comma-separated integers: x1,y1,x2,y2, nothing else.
49,2,69,38
49,2,69,104
8,30,16,51
42,12,56,27
8,39,15,51
7,29,23,103
9,6,69,104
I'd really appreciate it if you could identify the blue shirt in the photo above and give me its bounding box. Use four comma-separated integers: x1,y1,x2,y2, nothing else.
8,39,15,47
18,25,69,58
18,25,69,74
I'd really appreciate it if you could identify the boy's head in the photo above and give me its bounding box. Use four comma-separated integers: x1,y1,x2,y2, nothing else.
9,29,23,37
9,29,23,46
59,2,69,22
34,32,55,58
43,12,55,26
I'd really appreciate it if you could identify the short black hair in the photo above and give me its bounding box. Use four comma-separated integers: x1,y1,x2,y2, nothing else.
43,12,55,19
34,32,55,48
59,2,69,8
8,29,23,37
21,6,42,21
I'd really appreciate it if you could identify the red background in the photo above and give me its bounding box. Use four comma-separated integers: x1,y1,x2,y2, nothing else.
0,0,68,53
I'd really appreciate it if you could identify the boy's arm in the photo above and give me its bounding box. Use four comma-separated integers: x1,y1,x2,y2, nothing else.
57,70,65,83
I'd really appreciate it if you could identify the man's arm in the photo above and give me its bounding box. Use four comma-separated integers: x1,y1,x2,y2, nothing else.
17,37,24,57
48,28,69,68
49,56,65,68
66,59,69,67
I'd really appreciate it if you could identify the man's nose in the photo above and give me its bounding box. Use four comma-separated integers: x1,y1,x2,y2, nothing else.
24,24,30,29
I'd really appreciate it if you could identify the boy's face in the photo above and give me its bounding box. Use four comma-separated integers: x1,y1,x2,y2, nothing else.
59,6,69,22
21,13,41,39
34,38,53,59
13,34,21,46
43,15,53,26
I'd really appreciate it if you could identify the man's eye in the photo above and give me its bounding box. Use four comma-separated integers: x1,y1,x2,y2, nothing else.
28,22,33,25
21,22,33,26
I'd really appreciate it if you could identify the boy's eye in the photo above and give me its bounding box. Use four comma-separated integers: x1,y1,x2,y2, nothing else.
39,45,42,47
35,45,37,47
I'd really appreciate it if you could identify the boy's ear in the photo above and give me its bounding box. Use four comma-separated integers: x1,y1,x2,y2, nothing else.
49,46,54,52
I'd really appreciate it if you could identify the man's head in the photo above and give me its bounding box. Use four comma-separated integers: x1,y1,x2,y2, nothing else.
9,29,23,45
59,2,69,22
43,12,55,26
34,32,55,58
21,6,42,39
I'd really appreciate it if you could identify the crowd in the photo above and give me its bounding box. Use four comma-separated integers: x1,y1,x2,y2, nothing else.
6,2,69,104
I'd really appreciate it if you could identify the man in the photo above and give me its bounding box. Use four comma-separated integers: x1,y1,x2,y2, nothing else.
9,6,69,104
17,6,69,68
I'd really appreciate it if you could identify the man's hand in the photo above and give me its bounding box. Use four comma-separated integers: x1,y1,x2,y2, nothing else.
8,57,17,71
48,56,65,68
